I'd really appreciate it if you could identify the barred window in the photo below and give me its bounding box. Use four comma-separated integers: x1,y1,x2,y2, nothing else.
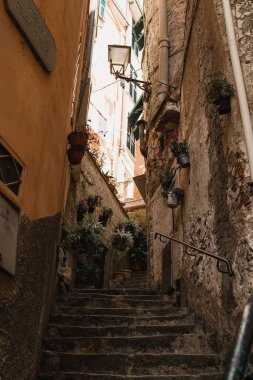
0,144,23,196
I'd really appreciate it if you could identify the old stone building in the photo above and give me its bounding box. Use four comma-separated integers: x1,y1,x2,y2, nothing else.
142,0,253,347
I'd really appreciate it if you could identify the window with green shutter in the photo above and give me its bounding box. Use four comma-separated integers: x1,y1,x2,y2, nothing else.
99,0,106,19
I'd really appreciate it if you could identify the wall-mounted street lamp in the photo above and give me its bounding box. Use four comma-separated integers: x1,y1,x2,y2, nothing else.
108,44,151,98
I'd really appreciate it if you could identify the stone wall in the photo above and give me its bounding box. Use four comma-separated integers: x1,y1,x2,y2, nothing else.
63,151,129,287
143,0,253,346
0,213,61,379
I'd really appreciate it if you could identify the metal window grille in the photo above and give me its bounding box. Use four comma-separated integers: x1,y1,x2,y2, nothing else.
0,144,23,195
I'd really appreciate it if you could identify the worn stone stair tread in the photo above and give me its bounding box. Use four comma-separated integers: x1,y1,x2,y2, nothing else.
55,299,176,309
70,293,164,300
50,312,194,326
46,323,203,338
54,306,188,317
72,289,157,295
43,333,218,354
40,372,224,380
41,351,223,375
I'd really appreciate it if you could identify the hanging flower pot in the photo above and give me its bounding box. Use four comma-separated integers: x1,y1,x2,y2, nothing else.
76,200,88,222
177,153,190,168
68,131,89,148
214,96,231,115
167,191,179,209
201,72,234,115
67,146,84,165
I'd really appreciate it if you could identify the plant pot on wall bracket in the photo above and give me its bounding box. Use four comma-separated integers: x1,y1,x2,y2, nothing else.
67,146,84,165
167,192,179,209
214,96,231,115
177,153,190,168
68,131,89,148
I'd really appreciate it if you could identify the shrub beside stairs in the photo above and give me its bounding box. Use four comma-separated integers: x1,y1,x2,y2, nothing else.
39,272,225,379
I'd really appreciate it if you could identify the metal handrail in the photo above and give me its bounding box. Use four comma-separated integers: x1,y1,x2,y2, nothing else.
226,300,253,379
154,232,233,276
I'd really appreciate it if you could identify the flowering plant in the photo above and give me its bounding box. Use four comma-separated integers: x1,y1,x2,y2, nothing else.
170,140,188,158
114,222,125,231
76,199,89,222
77,199,88,212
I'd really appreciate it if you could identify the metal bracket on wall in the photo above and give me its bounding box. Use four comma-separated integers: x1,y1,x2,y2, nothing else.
154,232,233,276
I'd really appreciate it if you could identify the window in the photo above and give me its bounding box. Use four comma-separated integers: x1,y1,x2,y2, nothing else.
127,123,136,157
99,0,106,19
0,144,23,196
129,64,137,103
132,19,139,57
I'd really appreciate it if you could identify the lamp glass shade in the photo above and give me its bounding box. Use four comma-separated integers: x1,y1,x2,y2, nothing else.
108,45,131,75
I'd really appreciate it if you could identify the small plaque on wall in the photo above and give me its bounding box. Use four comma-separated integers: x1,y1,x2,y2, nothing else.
4,0,57,72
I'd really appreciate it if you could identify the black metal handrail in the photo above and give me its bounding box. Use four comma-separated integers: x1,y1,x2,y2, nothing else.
226,300,253,379
154,232,233,276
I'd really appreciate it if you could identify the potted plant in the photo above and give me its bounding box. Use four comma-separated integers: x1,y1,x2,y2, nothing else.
87,195,102,213
68,129,89,148
202,71,234,114
170,140,190,168
112,228,134,251
67,146,85,165
99,208,113,226
129,232,147,271
167,187,184,209
76,199,89,222
124,219,142,237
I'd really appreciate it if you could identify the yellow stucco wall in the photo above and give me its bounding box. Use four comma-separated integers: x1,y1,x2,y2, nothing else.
0,0,89,219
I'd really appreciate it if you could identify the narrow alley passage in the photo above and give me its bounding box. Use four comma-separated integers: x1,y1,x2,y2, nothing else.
39,272,224,379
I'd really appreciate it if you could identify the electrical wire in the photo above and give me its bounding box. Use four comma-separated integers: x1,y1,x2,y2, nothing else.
91,68,142,93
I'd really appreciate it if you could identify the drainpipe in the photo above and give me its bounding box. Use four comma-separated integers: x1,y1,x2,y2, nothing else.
157,0,170,104
222,0,253,182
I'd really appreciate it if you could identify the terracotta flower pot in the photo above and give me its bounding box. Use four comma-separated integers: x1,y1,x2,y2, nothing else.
113,272,125,282
177,153,190,168
67,146,84,165
214,96,231,115
121,269,132,280
68,131,89,148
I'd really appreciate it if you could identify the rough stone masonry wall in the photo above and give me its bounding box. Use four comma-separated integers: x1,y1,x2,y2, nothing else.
143,0,253,345
63,151,129,287
0,213,61,380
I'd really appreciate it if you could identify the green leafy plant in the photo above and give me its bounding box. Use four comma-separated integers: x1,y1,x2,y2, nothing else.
173,187,184,203
170,140,188,158
123,219,142,237
202,71,234,104
99,208,113,226
128,231,147,266
112,229,134,251
63,220,105,255
87,195,102,212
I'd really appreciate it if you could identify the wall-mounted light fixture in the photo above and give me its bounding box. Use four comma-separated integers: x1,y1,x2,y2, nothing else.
108,44,151,97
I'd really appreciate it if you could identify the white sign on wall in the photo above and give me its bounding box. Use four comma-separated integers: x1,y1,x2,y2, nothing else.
0,194,19,275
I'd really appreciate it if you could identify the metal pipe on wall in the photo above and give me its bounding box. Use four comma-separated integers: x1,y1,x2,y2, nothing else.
222,0,253,183
157,0,170,104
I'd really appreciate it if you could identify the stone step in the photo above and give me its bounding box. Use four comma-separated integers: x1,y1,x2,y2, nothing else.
40,352,223,375
55,298,174,309
49,313,195,327
46,323,203,338
71,293,164,300
54,306,186,317
73,289,157,295
40,373,224,380
43,333,218,354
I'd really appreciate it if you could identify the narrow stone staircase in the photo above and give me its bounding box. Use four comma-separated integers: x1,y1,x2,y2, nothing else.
39,272,224,379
